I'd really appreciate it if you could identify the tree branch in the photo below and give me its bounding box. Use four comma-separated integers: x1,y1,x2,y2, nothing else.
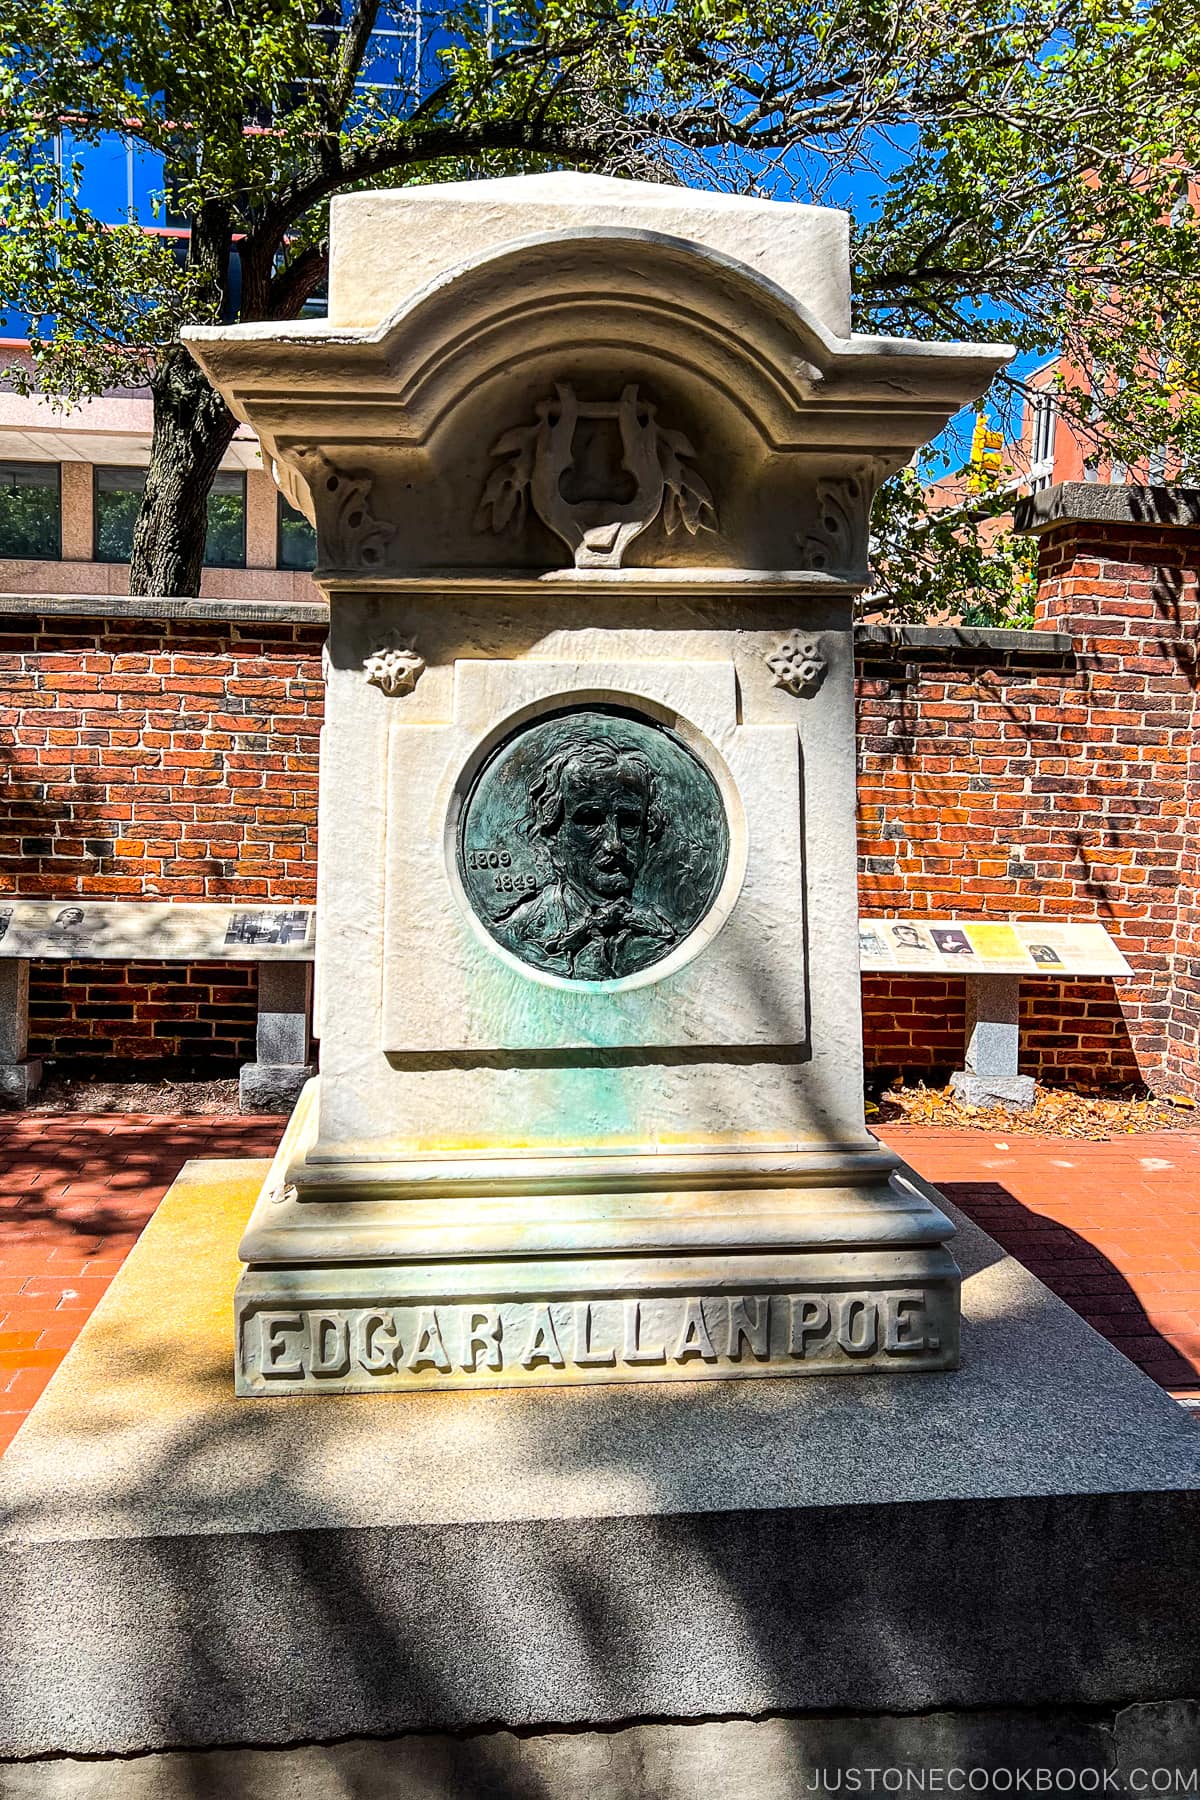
266,241,329,319
261,118,603,244
325,0,382,127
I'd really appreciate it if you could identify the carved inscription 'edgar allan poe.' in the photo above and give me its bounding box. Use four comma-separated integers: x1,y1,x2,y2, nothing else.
246,1290,950,1393
458,708,729,980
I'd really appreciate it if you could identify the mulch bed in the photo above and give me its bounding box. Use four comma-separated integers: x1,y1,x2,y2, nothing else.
26,1076,248,1116
871,1080,1199,1138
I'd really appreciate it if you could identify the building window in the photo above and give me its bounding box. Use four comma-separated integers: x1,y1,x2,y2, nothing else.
1028,393,1058,493
205,471,246,567
0,462,61,559
1148,352,1170,483
94,466,145,561
96,466,247,565
1083,362,1107,483
277,494,317,570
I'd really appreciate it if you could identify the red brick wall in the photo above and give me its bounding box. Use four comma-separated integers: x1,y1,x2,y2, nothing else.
0,612,323,1079
1163,662,1200,1095
861,976,965,1081
1037,518,1198,1097
856,517,1200,1096
861,974,1142,1091
0,614,323,902
28,960,257,1074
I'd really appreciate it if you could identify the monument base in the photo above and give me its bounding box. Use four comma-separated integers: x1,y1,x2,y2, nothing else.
4,1701,1200,1798
0,1057,41,1108
0,1155,1197,1772
233,1079,963,1392
236,1059,314,1114
235,1253,959,1394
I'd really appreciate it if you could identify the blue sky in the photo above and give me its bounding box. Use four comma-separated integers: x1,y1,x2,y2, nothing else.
690,127,1047,464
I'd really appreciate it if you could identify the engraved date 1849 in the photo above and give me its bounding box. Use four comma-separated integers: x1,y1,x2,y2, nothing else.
465,846,536,895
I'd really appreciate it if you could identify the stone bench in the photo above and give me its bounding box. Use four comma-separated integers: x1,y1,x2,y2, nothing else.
0,900,315,1113
860,917,1134,1108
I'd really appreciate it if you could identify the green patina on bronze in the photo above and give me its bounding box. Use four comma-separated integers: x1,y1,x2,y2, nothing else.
458,707,729,981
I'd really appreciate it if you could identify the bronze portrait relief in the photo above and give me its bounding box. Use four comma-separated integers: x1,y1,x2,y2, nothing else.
457,708,730,981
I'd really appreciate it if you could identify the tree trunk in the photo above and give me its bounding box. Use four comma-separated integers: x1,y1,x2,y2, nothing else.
127,349,237,597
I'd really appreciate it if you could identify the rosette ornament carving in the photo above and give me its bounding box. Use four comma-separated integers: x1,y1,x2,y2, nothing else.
766,633,828,697
364,638,424,697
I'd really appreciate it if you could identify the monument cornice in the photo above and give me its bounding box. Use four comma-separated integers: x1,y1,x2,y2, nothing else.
186,227,1010,585
185,227,1011,399
318,567,865,596
185,228,1010,481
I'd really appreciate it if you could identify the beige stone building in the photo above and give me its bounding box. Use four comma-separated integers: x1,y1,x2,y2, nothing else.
0,356,319,604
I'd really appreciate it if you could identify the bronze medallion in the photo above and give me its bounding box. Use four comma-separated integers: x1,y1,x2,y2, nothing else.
457,707,730,981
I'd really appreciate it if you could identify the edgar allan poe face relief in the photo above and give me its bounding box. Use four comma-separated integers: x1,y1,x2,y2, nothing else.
457,708,729,981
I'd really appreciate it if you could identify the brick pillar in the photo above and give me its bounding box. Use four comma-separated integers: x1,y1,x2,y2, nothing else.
1015,484,1200,1097
1168,677,1200,1097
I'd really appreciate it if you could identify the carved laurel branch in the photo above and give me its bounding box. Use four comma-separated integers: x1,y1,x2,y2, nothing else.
797,468,873,574
364,638,425,697
297,449,395,568
656,422,717,540
477,421,538,535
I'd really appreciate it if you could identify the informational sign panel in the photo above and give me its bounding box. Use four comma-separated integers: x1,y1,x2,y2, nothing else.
0,900,315,962
858,918,1132,976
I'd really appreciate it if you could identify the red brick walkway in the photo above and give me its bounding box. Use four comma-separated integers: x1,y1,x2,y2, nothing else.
0,1116,1196,1456
877,1125,1200,1400
0,1114,286,1455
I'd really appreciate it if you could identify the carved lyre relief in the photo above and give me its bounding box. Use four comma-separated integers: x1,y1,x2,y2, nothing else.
476,383,717,569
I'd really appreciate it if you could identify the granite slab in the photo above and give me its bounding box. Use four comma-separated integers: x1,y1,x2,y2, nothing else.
0,1156,1196,1756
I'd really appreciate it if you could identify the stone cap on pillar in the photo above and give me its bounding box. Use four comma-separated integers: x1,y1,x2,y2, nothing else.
184,172,1013,588
1014,482,1200,535
326,171,856,337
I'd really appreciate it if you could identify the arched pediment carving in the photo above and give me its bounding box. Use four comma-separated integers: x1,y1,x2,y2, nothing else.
186,224,1010,581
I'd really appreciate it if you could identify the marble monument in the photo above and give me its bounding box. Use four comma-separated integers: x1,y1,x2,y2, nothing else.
184,172,1013,1395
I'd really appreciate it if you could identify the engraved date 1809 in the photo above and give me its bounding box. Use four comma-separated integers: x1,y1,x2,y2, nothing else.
464,846,536,895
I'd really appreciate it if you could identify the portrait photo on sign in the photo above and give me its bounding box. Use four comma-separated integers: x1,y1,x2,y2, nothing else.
930,927,975,958
457,707,730,981
890,922,936,956
1028,942,1063,965
51,906,97,942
